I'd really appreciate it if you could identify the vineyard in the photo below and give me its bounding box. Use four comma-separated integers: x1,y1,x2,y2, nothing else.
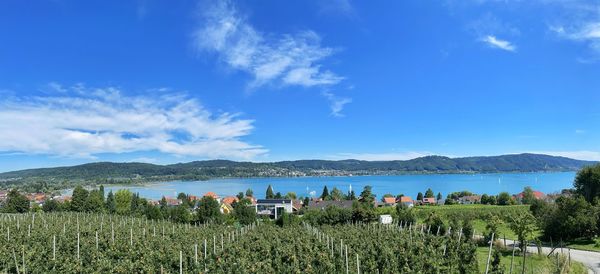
0,212,483,273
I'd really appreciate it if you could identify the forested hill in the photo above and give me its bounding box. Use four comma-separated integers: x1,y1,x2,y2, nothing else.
0,154,595,185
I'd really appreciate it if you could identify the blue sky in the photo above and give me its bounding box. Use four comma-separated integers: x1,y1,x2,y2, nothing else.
0,0,599,172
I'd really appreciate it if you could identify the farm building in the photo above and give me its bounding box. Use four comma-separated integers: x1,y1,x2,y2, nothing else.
379,214,393,224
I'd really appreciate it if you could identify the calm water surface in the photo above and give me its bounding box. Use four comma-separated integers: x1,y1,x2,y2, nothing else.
101,172,576,200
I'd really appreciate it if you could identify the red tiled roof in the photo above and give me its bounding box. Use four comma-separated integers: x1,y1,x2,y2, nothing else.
399,196,413,203
221,196,238,205
516,190,545,199
203,192,219,199
383,197,396,204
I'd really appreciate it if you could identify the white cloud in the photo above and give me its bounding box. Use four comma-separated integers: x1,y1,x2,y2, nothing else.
551,22,600,59
527,151,600,161
481,35,517,52
0,84,267,159
322,92,352,117
575,129,586,134
329,152,432,161
193,0,345,89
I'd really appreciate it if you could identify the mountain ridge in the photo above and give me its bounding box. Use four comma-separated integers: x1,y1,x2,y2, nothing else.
0,154,595,186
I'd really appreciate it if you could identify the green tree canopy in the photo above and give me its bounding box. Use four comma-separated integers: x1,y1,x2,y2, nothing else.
574,164,600,203
521,186,536,205
245,188,253,197
105,190,116,213
71,186,89,212
233,198,256,225
320,186,330,200
497,192,512,205
196,196,222,224
330,187,344,201
87,189,105,212
425,188,435,198
4,189,29,213
266,185,275,199
115,189,133,215
416,192,424,201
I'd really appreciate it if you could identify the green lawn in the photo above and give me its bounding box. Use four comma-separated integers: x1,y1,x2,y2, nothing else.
565,238,600,252
475,247,587,274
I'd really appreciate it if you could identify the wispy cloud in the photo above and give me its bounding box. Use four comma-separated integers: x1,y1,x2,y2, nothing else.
481,35,517,52
322,92,352,117
0,84,267,159
193,0,343,89
575,129,586,134
551,22,600,60
527,151,600,161
318,0,356,18
329,151,432,161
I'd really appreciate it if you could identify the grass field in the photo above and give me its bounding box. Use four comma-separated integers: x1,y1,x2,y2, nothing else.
475,247,587,274
565,238,600,252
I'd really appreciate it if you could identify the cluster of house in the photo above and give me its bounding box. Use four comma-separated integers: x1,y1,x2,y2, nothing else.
0,188,549,218
0,191,58,207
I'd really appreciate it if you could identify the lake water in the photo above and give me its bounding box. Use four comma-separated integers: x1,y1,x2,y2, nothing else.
101,172,576,200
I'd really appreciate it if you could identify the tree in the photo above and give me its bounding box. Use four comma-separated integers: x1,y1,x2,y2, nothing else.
145,204,162,220
4,189,29,213
359,186,375,204
87,189,105,212
320,186,330,200
485,214,503,242
106,190,116,213
99,185,105,200
347,190,356,200
266,185,275,199
509,212,537,250
196,196,222,224
425,212,446,235
481,194,490,204
395,193,404,200
497,192,512,205
425,188,435,198
234,198,256,225
303,197,310,208
245,188,253,197
284,192,297,200
396,203,416,224
436,192,442,201
521,186,536,205
42,199,60,212
540,196,598,241
236,192,244,200
574,164,600,203
71,186,89,212
490,248,503,274
115,189,133,215
275,192,283,199
330,187,344,201
417,192,424,201
170,205,191,223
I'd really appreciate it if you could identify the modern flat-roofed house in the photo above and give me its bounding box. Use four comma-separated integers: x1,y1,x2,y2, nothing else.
255,199,293,219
